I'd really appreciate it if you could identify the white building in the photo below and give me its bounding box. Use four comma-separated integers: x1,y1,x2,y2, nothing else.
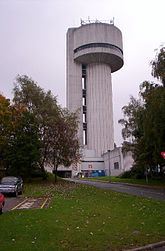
57,20,132,178
67,20,123,156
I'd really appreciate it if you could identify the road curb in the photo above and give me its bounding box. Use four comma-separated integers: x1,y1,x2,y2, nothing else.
125,240,165,250
80,178,165,191
112,181,165,190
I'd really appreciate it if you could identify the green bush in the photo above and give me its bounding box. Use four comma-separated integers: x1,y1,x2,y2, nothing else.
119,170,132,178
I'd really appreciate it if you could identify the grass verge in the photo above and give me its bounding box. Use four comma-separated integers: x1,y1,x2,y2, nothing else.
0,179,165,251
84,176,165,187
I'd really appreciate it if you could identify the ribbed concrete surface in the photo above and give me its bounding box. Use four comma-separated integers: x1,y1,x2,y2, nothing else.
86,63,114,156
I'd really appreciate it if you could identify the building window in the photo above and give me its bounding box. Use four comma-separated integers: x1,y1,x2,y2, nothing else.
114,162,119,169
83,113,86,123
83,129,87,145
82,97,86,106
82,77,85,89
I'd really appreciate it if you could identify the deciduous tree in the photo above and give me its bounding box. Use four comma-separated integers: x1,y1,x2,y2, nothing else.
12,75,81,181
13,75,60,177
151,46,165,87
0,95,12,169
119,46,165,178
48,108,81,182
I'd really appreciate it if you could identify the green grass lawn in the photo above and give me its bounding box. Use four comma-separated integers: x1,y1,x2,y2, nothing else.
0,179,165,251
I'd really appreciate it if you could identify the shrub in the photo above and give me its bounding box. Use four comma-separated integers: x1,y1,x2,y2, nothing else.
119,170,132,178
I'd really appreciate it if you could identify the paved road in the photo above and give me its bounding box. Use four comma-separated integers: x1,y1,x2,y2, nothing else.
66,178,165,201
154,247,165,251
3,196,24,212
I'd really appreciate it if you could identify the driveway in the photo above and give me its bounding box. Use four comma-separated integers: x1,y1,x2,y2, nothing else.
66,178,165,201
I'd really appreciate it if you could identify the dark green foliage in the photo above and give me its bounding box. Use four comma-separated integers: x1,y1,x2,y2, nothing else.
120,166,145,179
0,95,13,170
6,111,41,179
119,170,132,178
151,47,165,86
119,47,165,179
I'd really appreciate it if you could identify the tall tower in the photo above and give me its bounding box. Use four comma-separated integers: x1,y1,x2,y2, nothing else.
66,21,123,158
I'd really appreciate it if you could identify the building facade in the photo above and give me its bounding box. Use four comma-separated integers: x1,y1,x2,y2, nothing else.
67,21,124,161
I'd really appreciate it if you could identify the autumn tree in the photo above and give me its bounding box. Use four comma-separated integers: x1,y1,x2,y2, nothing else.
12,75,80,181
13,75,60,177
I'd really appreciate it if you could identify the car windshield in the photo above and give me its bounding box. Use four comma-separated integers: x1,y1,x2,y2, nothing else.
1,177,17,184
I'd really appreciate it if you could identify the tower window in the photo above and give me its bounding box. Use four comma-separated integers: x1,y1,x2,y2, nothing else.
82,97,86,106
82,77,85,89
114,162,119,169
83,129,87,145
82,64,86,77
83,113,86,123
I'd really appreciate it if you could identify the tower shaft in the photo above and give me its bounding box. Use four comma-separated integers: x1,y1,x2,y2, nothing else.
86,63,114,156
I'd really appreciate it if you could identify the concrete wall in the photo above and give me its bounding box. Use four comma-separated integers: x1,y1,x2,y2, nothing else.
66,28,83,145
123,151,134,171
103,147,124,176
103,148,134,176
73,23,123,53
73,23,123,72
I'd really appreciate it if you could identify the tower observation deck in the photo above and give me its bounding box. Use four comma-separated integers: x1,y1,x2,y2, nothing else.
66,20,124,157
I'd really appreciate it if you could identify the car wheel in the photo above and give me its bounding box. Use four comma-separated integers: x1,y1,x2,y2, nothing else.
14,190,18,197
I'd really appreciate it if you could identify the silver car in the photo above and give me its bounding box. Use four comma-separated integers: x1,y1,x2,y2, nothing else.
0,176,23,197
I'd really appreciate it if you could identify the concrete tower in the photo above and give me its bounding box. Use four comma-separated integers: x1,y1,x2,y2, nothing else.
66,21,123,159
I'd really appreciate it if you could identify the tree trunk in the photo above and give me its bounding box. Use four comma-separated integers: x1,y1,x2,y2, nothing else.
39,161,47,180
54,164,58,183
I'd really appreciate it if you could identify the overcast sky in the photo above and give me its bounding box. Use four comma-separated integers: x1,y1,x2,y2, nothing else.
0,0,165,145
